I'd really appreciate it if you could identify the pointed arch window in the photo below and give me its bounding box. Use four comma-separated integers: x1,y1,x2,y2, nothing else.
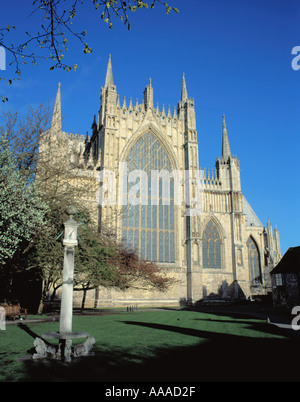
202,220,222,269
247,237,262,285
121,131,175,263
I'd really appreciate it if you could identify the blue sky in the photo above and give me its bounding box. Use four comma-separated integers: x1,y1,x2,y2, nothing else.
0,0,299,255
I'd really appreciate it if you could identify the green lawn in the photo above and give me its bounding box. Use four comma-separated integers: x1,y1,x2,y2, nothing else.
0,309,298,382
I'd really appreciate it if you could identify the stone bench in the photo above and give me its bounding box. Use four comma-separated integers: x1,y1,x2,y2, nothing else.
1,304,27,320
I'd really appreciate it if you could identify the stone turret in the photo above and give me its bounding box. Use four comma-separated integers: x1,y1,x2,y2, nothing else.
265,220,281,265
143,78,153,110
177,73,199,304
274,225,281,260
177,73,196,133
99,54,117,128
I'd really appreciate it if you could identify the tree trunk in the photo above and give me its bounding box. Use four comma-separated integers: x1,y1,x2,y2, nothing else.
37,279,48,314
37,278,60,314
81,288,87,311
50,284,60,302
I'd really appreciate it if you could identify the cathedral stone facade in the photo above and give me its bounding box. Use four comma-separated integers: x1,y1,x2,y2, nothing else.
42,55,281,307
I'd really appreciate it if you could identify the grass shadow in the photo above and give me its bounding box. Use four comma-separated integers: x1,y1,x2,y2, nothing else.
19,318,300,382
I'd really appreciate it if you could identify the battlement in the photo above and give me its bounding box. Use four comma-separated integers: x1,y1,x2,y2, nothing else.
57,131,86,142
200,167,222,189
115,95,180,124
216,154,239,166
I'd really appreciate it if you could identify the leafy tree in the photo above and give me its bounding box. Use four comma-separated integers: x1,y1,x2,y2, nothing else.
27,206,66,313
0,133,48,265
73,222,121,310
0,0,179,102
0,106,51,304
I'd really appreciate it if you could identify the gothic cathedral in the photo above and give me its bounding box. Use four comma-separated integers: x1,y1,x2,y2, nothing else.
43,55,281,307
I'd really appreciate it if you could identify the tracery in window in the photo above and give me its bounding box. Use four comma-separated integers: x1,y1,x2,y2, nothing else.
121,131,175,263
202,220,222,269
247,237,262,285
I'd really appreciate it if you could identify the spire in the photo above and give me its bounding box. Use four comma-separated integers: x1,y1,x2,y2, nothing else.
222,114,231,159
167,105,171,117
104,54,114,88
181,73,188,101
51,82,62,133
173,106,177,119
129,97,133,110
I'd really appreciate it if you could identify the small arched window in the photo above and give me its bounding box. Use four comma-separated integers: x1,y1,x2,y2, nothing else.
202,220,222,269
247,237,262,285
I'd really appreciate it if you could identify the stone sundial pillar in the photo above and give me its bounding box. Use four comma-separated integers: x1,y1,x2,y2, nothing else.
33,205,95,362
59,206,79,335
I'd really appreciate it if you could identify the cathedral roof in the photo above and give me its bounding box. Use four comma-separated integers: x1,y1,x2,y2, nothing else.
243,196,263,227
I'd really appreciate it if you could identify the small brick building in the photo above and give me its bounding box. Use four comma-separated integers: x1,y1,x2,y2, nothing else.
271,246,300,308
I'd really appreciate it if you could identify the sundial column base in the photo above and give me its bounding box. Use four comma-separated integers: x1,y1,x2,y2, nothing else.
32,332,95,362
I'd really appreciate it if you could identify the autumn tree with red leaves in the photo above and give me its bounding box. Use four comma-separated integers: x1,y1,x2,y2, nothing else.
73,222,178,310
111,249,176,292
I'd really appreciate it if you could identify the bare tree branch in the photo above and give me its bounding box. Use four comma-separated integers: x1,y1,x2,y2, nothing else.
0,0,179,102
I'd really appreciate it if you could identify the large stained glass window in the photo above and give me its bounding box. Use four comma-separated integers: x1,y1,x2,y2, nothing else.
121,132,175,263
247,237,262,285
202,220,222,269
